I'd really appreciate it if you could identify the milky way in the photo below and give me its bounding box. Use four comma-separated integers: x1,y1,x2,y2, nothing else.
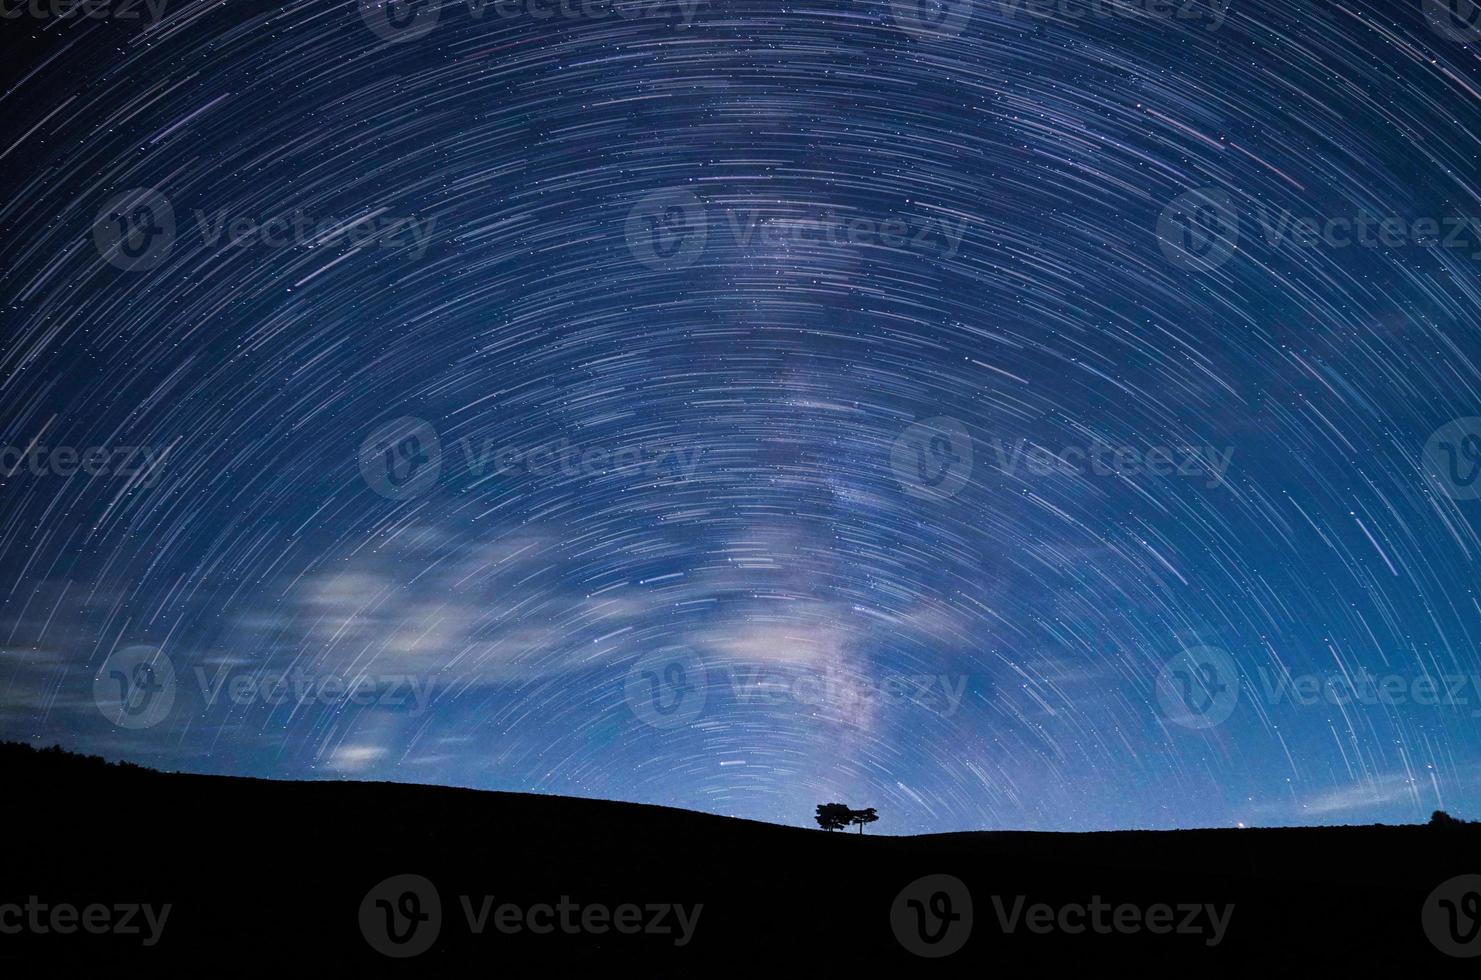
3,0,1481,832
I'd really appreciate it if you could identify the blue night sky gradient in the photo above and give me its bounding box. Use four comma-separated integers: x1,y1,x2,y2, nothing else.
2,0,1481,833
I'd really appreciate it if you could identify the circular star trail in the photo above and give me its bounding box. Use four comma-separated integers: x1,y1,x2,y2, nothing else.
2,0,1481,832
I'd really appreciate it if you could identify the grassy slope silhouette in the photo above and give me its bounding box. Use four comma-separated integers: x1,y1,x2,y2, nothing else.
4,741,1472,970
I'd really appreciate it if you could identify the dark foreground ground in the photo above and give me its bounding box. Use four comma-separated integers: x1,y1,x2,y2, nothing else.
4,742,1478,973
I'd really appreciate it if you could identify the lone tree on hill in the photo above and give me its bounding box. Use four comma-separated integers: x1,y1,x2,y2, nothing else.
1430,810,1472,827
849,807,879,834
815,802,851,831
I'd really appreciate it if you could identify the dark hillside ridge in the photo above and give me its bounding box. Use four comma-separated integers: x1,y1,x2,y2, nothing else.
4,742,1475,971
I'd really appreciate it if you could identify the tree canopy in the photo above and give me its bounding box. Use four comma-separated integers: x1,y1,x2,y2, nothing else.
815,802,852,831
815,802,879,833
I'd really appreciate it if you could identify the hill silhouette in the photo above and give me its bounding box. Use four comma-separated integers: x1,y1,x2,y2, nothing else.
3,741,1475,970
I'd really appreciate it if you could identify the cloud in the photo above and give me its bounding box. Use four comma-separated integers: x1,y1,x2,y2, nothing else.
1298,776,1420,815
325,743,388,772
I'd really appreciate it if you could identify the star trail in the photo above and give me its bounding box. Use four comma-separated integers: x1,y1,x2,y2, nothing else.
2,0,1481,834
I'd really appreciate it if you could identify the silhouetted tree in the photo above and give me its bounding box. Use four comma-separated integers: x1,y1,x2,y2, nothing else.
815,802,851,831
849,807,878,834
1431,810,1470,827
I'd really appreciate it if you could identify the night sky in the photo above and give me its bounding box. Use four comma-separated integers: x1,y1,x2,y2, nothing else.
3,0,1481,834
